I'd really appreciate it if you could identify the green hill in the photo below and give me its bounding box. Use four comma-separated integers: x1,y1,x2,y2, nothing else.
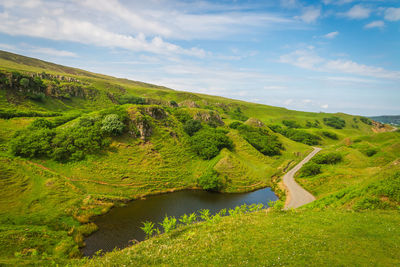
0,50,399,266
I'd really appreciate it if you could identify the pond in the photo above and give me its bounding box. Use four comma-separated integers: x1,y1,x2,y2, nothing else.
83,187,278,256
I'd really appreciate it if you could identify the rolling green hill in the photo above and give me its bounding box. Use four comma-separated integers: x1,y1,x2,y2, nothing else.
0,50,399,266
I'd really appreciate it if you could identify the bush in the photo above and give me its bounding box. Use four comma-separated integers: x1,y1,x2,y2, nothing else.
190,128,233,159
236,124,283,156
101,114,125,136
159,216,177,233
10,129,55,158
283,129,321,145
323,117,346,129
183,119,202,136
118,95,146,105
19,78,29,88
312,152,342,164
198,169,222,191
322,131,338,140
269,124,320,145
306,120,321,128
173,109,192,123
282,120,301,128
229,121,243,129
28,118,54,129
360,117,372,125
364,148,378,157
0,109,60,119
300,162,321,177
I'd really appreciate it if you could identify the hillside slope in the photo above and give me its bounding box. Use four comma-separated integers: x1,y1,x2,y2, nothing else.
0,50,398,265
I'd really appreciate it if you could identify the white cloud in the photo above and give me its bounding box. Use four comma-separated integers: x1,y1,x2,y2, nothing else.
29,47,77,57
344,5,371,19
298,6,321,23
321,104,329,109
279,48,400,80
364,20,384,29
384,7,400,21
0,12,206,57
280,0,299,9
0,0,299,57
324,31,339,39
323,0,354,5
279,49,324,70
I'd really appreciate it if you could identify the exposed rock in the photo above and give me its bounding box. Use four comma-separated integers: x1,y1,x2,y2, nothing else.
140,106,167,120
194,110,224,126
127,107,152,140
178,100,199,108
245,118,265,128
30,72,81,83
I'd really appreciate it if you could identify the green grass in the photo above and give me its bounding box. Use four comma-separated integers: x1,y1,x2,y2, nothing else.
296,132,400,209
83,210,400,266
0,50,399,266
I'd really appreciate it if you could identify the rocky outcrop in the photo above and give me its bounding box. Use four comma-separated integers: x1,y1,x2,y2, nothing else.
139,106,168,120
45,83,98,99
127,107,152,140
178,100,199,108
194,110,224,126
30,72,81,83
245,118,265,128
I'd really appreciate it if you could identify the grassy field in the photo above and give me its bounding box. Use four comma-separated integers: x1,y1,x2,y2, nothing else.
0,50,399,266
83,210,400,266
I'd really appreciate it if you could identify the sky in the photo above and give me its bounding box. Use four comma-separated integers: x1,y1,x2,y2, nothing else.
0,0,399,116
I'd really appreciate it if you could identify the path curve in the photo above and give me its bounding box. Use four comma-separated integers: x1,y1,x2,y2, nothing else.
283,147,321,209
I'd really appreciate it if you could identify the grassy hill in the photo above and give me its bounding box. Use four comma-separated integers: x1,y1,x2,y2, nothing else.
0,50,399,266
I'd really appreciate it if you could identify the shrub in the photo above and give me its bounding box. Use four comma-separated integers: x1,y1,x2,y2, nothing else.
101,114,125,136
282,120,301,128
199,209,211,221
360,117,372,125
322,131,338,140
229,121,243,129
300,162,321,177
312,152,342,164
236,124,283,156
269,124,320,145
28,118,54,129
198,169,222,191
323,117,346,129
179,213,197,226
51,124,110,162
140,221,157,239
306,120,321,128
19,78,29,88
169,100,178,107
0,109,60,119
159,216,177,233
173,109,192,123
183,119,202,136
118,95,146,105
364,148,378,157
190,128,233,159
283,129,321,145
10,129,55,158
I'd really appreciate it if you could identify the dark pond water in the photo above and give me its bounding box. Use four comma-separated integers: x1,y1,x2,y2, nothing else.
83,188,278,256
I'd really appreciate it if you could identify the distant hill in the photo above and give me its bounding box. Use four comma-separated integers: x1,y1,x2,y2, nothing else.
370,115,400,126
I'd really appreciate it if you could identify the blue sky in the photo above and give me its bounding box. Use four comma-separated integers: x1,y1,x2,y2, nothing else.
0,0,399,116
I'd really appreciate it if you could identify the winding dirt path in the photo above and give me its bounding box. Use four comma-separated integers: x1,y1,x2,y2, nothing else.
283,147,321,209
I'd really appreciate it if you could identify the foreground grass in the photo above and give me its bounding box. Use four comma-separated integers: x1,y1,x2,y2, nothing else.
83,210,400,266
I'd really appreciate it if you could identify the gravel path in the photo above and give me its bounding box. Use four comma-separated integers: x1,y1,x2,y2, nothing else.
283,147,322,209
